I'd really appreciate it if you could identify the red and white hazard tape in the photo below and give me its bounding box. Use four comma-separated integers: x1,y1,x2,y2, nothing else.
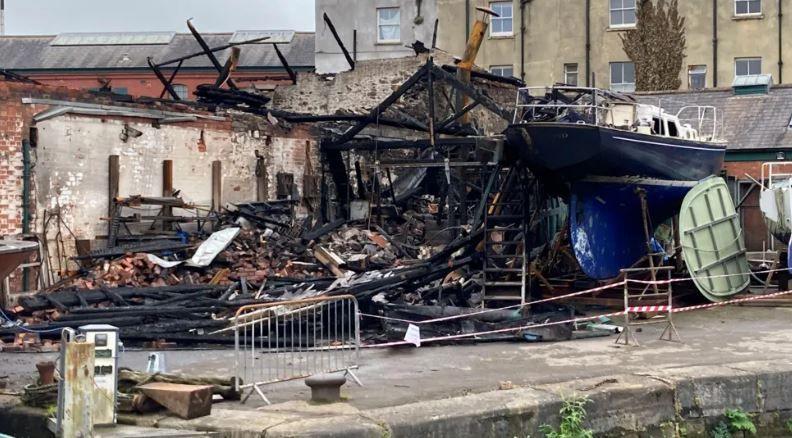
362,289,792,349
625,305,671,313
358,280,627,326
627,267,790,285
359,267,792,328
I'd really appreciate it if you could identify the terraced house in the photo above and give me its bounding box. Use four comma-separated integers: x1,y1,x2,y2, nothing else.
318,0,791,91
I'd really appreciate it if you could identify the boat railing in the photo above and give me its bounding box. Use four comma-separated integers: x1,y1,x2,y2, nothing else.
513,86,613,125
675,105,724,142
761,161,792,189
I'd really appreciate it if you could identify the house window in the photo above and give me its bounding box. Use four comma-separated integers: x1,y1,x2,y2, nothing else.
173,84,189,100
377,7,401,43
688,65,707,90
564,63,579,86
491,65,514,78
735,57,762,77
610,0,637,28
735,0,761,15
490,2,513,37
610,62,636,92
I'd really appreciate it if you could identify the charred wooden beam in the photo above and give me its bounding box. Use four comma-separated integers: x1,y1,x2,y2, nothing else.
431,65,512,121
18,285,226,312
322,148,350,211
154,35,270,67
437,101,480,130
195,85,271,109
329,63,429,146
273,44,297,84
442,64,525,87
214,47,241,88
187,19,238,90
0,69,41,85
158,60,184,100
147,57,181,101
322,136,484,152
323,13,355,70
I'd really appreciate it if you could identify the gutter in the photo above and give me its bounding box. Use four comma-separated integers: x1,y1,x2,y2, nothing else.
5,66,314,75
22,98,226,123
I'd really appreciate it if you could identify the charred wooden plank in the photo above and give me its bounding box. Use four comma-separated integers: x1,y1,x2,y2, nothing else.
322,13,355,70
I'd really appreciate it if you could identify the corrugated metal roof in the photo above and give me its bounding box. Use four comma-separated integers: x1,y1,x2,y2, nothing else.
0,32,315,71
636,87,792,150
51,32,176,46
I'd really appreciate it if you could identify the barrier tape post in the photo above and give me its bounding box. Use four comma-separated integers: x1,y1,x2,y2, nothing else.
615,267,681,347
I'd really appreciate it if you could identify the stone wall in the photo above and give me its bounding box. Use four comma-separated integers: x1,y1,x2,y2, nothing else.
274,54,516,136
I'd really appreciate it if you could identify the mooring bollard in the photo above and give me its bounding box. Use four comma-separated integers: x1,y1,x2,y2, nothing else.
305,373,347,403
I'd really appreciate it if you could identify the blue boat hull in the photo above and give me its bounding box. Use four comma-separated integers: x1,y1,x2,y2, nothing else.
504,123,726,182
570,178,697,279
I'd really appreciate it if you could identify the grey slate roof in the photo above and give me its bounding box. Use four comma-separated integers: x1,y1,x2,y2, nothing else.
635,86,792,151
0,32,315,71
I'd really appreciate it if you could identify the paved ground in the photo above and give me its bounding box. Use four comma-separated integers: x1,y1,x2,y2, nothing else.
2,305,790,412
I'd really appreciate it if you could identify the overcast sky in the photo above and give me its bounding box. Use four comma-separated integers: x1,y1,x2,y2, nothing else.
3,0,316,35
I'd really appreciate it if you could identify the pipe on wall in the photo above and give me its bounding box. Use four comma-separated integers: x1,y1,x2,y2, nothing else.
520,0,531,81
585,0,591,86
465,0,470,42
779,0,783,83
22,138,31,291
712,0,718,87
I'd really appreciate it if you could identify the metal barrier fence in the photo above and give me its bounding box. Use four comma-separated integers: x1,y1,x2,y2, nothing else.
616,267,681,347
230,295,361,403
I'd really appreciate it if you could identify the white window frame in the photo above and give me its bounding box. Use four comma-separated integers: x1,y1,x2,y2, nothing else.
610,0,637,28
564,63,579,86
735,57,762,77
490,65,514,78
489,2,514,37
377,7,401,44
173,84,189,100
734,0,762,16
688,65,707,90
610,61,636,93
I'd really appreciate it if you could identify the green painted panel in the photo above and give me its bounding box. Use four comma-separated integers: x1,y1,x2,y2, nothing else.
679,176,750,302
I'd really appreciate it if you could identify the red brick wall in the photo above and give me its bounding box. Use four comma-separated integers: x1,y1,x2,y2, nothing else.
723,161,763,180
24,71,294,99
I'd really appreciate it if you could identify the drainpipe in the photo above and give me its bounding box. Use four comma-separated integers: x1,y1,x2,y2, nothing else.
520,0,531,81
22,139,31,234
22,139,31,291
779,0,783,83
712,0,718,87
585,0,591,86
465,0,470,43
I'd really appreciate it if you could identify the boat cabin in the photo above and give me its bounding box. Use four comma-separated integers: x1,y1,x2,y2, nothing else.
514,86,723,144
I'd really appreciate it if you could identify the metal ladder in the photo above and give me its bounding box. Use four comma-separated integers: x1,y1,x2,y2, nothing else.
482,167,528,306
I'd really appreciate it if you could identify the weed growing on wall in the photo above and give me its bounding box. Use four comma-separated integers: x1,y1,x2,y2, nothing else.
539,395,594,438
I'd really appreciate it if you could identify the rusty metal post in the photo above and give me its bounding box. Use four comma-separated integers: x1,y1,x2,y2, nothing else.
162,160,173,231
108,155,119,217
212,161,222,212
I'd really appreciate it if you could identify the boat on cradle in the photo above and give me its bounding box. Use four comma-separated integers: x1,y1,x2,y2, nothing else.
504,86,728,280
